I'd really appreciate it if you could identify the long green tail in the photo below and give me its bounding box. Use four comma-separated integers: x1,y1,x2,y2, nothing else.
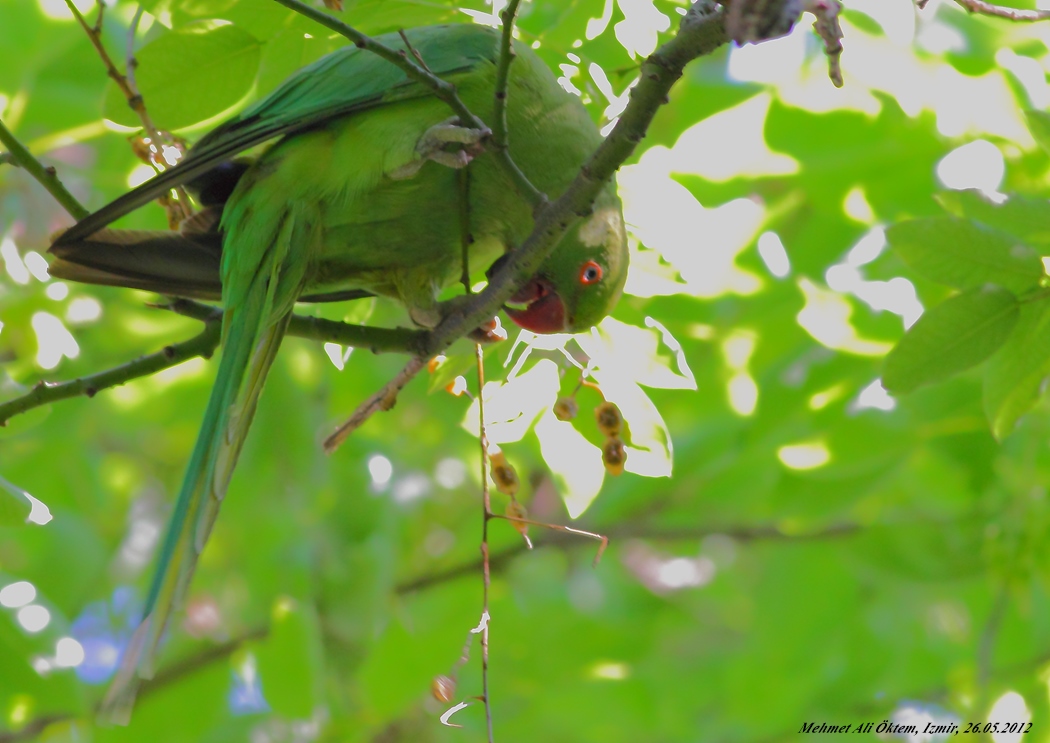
102,201,319,721
101,308,288,721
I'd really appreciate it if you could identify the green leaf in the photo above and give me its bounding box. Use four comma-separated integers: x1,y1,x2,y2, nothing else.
1025,110,1050,157
883,285,1020,394
935,190,1050,248
886,217,1044,293
103,21,261,130
983,297,1050,440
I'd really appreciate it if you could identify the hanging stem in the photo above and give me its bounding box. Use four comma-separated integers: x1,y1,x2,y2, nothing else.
476,341,495,743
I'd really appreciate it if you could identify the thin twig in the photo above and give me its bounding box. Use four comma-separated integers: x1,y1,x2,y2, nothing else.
476,342,495,743
0,321,221,426
491,0,547,210
950,0,1050,20
65,0,193,226
492,0,524,151
64,0,160,140
494,514,608,567
271,0,488,134
0,118,89,220
459,168,474,294
397,29,432,72
322,355,427,452
0,299,424,425
126,5,146,97
287,314,421,353
163,298,423,352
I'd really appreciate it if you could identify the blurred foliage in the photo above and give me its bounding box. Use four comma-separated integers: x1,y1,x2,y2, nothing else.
5,0,1050,741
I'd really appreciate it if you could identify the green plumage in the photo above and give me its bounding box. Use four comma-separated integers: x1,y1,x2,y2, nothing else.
50,23,627,715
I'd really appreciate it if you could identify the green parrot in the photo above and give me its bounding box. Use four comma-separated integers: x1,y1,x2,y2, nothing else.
49,22,627,706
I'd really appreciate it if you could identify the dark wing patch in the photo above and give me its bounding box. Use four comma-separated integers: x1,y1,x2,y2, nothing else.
49,229,224,299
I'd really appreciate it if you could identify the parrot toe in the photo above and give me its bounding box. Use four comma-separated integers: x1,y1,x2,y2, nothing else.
410,295,506,342
389,117,489,180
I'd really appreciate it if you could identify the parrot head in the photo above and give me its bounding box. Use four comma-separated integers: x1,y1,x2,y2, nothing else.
502,200,628,335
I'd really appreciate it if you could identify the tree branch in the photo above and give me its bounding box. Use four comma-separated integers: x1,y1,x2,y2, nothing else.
322,355,427,452
125,5,146,99
0,299,425,426
160,299,423,352
475,343,495,743
63,0,161,141
0,320,221,426
492,0,547,210
949,0,1050,20
66,0,193,227
0,118,89,220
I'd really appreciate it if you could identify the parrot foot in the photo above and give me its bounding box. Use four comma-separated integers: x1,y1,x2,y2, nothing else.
389,117,488,180
409,295,507,343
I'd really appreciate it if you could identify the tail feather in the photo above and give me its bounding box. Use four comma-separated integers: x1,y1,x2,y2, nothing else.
102,201,321,720
47,226,372,304
48,228,224,300
148,312,285,653
102,303,289,717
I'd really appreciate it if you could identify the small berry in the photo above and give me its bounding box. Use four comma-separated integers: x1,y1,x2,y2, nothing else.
595,401,623,437
553,396,579,421
489,450,519,496
505,500,529,537
603,437,627,475
431,675,456,703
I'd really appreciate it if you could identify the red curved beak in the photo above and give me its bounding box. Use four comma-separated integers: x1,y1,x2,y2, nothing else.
504,277,567,334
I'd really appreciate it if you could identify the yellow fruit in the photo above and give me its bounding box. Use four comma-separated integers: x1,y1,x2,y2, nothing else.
595,401,622,437
489,450,519,496
553,396,579,421
603,437,627,475
431,675,456,703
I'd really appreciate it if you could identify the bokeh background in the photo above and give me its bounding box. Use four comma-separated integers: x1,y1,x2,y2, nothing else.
3,0,1050,740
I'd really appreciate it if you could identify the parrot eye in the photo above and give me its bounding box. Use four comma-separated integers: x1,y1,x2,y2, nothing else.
579,261,603,285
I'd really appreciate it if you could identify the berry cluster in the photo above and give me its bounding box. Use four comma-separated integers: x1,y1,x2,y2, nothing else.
554,395,627,476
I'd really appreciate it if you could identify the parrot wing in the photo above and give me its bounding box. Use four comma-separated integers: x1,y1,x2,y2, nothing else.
55,24,500,245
